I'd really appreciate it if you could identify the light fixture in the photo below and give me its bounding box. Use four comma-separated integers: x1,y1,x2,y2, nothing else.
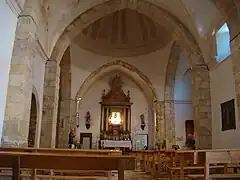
110,112,122,125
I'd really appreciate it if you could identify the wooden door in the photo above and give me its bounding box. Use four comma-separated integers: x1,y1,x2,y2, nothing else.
185,120,194,139
80,133,92,149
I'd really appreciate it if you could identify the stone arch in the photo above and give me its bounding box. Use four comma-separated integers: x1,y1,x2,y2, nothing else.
28,86,40,147
75,60,158,109
164,41,212,149
75,60,159,146
164,41,182,147
45,0,209,147
50,0,204,64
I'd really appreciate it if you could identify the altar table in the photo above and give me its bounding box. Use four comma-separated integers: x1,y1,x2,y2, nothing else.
101,140,132,149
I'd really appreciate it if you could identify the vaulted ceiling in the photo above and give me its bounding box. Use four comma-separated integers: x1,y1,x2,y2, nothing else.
74,9,172,57
43,0,240,59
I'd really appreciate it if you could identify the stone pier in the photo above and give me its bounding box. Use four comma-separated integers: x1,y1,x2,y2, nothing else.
1,16,36,146
40,60,60,148
190,54,212,149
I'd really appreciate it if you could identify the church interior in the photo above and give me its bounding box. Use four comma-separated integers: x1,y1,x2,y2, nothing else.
1,0,240,179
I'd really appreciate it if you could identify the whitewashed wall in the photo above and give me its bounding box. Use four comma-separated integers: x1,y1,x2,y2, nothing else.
70,42,172,101
210,58,240,149
32,54,46,147
0,1,18,141
75,76,150,149
174,55,193,148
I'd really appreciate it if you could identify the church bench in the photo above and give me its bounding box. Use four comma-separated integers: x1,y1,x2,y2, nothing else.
170,149,240,180
131,150,155,172
0,151,136,180
0,147,122,178
1,173,108,179
203,150,240,180
0,147,122,155
132,150,175,178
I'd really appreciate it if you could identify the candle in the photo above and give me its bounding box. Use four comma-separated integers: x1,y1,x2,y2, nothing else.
76,97,81,112
76,97,81,127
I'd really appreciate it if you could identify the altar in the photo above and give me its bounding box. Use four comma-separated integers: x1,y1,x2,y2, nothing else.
101,140,132,149
99,75,132,142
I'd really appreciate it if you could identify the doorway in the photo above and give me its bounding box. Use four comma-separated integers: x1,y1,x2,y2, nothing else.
185,120,194,139
28,94,38,147
80,133,92,149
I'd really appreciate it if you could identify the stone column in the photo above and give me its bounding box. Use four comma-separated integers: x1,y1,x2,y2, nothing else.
155,101,166,147
190,56,212,149
1,16,36,146
40,60,60,148
163,100,175,148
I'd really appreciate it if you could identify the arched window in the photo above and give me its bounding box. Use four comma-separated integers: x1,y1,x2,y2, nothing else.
215,23,231,62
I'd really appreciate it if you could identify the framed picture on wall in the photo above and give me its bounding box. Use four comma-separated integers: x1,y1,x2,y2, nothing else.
221,99,236,131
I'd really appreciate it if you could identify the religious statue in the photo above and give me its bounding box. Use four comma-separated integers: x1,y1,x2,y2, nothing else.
68,129,75,148
85,111,91,129
140,114,146,130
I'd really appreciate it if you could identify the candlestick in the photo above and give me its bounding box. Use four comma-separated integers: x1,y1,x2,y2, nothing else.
76,97,81,127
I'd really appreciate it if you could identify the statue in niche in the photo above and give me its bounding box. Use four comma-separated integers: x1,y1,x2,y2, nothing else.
140,114,146,130
85,111,91,129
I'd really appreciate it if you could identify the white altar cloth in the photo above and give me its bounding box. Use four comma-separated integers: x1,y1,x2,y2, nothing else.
101,140,132,148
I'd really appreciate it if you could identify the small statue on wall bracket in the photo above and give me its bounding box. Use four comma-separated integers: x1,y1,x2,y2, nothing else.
140,114,146,130
85,111,91,129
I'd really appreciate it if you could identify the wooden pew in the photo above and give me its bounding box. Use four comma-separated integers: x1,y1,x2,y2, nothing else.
0,151,136,180
132,150,175,178
170,149,240,180
203,150,240,179
154,150,175,178
0,147,121,155
0,147,123,178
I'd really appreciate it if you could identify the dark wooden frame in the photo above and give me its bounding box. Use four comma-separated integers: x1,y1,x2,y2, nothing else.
80,133,92,149
221,99,236,131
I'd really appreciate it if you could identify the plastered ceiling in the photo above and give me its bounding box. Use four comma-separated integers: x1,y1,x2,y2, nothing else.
45,0,240,60
74,9,172,57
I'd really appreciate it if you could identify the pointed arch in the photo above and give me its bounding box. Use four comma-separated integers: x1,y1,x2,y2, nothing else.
75,60,158,109
29,86,40,147
164,41,212,149
50,0,203,64
164,41,182,147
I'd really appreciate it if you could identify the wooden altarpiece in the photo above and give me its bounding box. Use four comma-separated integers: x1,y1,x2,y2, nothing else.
100,75,132,141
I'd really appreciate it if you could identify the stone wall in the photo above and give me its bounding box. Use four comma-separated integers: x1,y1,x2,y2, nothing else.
1,0,49,147
2,16,36,146
40,60,60,147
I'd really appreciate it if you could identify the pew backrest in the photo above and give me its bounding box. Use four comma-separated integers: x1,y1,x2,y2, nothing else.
206,150,240,164
0,147,121,155
0,151,136,170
